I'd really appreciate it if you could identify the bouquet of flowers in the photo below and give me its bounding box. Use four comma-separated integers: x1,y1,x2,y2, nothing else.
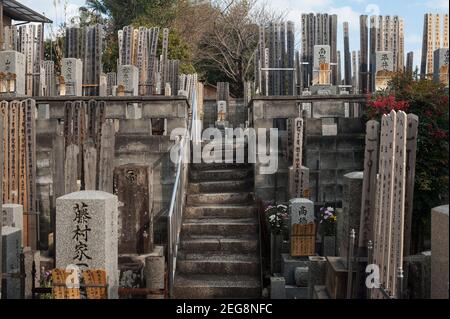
265,204,289,235
319,206,337,236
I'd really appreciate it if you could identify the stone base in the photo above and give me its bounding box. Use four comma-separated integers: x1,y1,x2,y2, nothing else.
270,276,286,299
286,285,308,299
281,254,309,285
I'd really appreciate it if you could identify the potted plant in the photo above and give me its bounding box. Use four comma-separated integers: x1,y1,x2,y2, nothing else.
265,204,289,273
319,206,337,256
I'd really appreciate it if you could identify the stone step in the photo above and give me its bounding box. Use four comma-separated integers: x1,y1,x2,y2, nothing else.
188,179,253,193
190,168,252,182
180,236,258,253
181,218,258,237
191,162,251,171
184,205,256,219
186,192,254,205
173,274,261,299
177,253,260,275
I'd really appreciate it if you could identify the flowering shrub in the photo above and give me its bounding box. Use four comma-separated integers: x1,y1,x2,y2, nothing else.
367,93,409,118
318,206,337,236
265,204,289,235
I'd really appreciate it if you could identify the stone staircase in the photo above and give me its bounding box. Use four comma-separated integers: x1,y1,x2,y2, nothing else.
173,140,261,299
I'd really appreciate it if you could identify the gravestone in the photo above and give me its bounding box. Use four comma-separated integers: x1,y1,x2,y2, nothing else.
373,51,394,91
61,58,83,96
0,50,26,96
113,164,154,255
56,191,119,299
289,198,314,226
430,205,449,299
117,65,139,96
2,204,23,244
289,198,315,257
338,172,363,258
1,226,21,299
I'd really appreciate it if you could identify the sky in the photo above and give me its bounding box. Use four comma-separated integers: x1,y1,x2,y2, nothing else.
20,0,450,69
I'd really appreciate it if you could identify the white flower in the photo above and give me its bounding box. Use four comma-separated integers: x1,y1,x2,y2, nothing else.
327,207,334,212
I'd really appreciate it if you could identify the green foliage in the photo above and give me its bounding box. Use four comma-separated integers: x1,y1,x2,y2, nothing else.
367,74,449,252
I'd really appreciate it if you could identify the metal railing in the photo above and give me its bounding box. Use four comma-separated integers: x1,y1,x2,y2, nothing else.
167,87,199,298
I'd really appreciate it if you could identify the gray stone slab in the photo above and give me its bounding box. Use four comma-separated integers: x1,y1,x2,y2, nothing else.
145,245,165,299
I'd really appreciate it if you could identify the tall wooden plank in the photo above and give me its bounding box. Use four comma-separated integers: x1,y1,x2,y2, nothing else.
380,111,396,294
403,114,419,256
1,101,10,203
372,115,388,299
388,111,407,297
358,120,380,253
25,99,37,249
8,101,19,204
98,119,115,193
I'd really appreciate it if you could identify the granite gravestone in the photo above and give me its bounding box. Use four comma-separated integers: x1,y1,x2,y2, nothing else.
56,191,119,299
61,58,83,96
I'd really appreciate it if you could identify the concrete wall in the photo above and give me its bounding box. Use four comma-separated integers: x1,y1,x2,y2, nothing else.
250,96,366,210
34,97,189,249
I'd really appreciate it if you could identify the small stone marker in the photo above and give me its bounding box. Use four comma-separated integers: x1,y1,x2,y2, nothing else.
289,198,315,257
117,65,139,96
56,191,119,299
0,50,26,96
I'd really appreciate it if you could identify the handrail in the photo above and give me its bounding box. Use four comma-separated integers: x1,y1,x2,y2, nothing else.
167,85,199,298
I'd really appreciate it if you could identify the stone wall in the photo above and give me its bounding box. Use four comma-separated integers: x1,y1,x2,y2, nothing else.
33,97,189,249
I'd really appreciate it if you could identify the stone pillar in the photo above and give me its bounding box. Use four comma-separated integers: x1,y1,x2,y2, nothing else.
113,164,154,255
289,198,315,257
61,58,83,96
308,256,327,299
431,205,449,299
338,172,363,258
145,246,165,299
0,50,26,96
1,226,21,299
56,191,119,299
